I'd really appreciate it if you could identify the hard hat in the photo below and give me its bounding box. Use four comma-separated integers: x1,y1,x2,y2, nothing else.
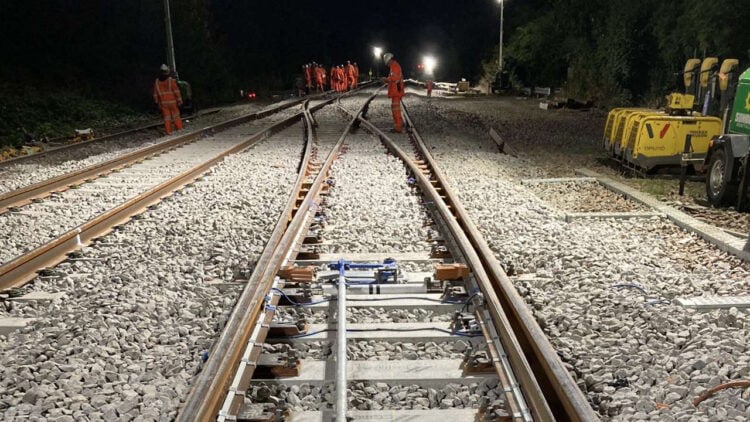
160,64,170,73
383,53,394,65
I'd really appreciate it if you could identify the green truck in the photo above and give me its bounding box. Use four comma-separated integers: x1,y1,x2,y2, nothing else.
705,66,750,210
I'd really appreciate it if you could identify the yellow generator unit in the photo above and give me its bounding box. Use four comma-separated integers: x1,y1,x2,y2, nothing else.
603,108,658,155
603,58,730,172
620,113,721,170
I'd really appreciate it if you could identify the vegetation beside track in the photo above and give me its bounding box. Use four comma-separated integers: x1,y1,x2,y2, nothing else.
485,0,750,107
0,85,153,148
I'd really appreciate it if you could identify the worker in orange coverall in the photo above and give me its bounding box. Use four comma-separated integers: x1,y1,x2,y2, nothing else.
318,65,326,92
426,80,434,97
337,65,346,91
353,62,359,88
381,53,405,133
346,61,356,90
316,65,325,92
152,64,183,135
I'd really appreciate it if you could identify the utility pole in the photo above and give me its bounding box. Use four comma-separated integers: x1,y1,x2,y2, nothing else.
164,0,177,77
498,0,504,73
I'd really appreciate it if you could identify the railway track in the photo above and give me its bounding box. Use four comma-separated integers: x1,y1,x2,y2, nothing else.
178,88,595,421
0,109,226,170
0,94,342,291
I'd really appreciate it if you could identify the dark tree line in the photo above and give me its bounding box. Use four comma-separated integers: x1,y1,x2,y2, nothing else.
492,0,750,106
0,0,236,108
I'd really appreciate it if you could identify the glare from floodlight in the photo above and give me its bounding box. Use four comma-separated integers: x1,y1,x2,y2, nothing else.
423,56,437,75
373,47,383,58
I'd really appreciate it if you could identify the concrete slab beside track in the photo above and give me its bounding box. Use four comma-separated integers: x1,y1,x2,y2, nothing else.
576,167,750,261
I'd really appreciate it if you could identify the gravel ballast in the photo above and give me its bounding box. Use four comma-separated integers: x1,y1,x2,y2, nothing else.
0,102,269,196
321,125,430,254
400,94,750,421
268,339,471,361
245,380,505,412
528,180,648,213
0,124,305,420
0,135,241,266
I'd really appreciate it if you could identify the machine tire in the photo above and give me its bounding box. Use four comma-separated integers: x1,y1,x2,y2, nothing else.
706,148,737,206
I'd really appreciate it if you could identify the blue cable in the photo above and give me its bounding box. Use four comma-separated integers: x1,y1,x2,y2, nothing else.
611,283,649,295
610,284,672,308
271,288,333,306
272,288,474,307
288,327,482,339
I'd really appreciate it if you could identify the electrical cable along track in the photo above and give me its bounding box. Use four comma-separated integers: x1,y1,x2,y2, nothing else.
179,87,595,421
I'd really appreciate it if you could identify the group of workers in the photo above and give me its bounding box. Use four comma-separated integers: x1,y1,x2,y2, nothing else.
299,61,359,96
152,52,408,136
298,53,405,133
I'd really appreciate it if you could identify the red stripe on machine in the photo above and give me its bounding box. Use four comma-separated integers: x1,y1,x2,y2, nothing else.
659,124,671,139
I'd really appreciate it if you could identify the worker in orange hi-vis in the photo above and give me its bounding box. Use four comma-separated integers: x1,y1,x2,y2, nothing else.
353,62,359,88
381,53,405,133
152,64,183,135
315,65,324,93
346,61,355,90
337,65,346,92
426,79,434,97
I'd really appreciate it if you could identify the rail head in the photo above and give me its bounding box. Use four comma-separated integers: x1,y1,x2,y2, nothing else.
399,100,596,421
176,91,378,421
344,110,545,420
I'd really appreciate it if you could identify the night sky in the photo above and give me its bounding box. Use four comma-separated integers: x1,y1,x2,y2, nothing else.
211,0,502,83
0,0,506,105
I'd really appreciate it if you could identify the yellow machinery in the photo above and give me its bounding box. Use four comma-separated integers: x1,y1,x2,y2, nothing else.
602,58,731,172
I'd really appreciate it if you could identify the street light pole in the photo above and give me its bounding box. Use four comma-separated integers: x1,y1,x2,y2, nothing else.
498,0,504,73
373,47,383,78
164,0,177,77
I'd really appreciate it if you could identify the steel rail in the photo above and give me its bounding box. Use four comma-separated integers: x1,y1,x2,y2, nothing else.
0,96,313,214
335,105,539,420
177,92,378,421
0,98,335,292
399,101,595,420
336,258,348,421
0,110,219,168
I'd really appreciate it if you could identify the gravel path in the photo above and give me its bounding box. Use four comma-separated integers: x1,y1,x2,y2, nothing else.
431,94,750,240
0,102,269,196
402,94,750,421
0,123,305,420
528,180,648,213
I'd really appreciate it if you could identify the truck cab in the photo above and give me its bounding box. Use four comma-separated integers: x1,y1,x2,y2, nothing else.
705,65,750,210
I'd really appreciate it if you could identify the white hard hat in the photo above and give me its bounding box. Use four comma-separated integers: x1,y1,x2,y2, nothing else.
160,64,170,73
383,53,394,65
